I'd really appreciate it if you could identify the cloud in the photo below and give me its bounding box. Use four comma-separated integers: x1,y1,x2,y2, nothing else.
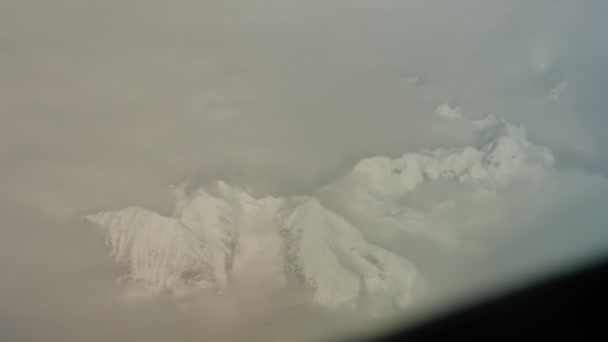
1,0,608,341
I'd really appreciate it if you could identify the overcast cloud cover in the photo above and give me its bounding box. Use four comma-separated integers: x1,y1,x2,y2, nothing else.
1,0,608,341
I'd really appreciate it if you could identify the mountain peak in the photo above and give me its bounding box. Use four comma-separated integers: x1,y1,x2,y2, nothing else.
87,114,552,314
87,184,420,312
318,113,554,245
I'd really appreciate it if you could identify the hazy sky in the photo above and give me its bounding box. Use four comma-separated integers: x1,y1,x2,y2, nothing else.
1,1,607,341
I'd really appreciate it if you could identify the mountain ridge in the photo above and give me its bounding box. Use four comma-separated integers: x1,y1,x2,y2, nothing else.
87,113,552,313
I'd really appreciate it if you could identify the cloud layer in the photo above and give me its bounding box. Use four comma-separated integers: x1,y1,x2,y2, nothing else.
1,0,608,341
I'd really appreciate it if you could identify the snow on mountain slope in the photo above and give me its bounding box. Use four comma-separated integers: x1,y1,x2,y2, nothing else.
279,197,417,311
87,112,552,312
326,113,552,197
319,113,554,244
87,182,419,311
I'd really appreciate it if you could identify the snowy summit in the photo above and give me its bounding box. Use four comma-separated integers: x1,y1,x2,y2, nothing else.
87,113,553,313
87,182,419,312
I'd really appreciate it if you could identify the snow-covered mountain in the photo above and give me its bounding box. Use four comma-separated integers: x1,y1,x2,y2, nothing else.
87,112,553,313
319,113,554,245
87,182,418,312
325,113,552,198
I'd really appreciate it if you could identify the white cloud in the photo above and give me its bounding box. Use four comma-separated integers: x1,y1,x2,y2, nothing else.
1,0,608,341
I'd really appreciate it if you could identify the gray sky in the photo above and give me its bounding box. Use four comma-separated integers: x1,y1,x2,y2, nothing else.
1,1,608,341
